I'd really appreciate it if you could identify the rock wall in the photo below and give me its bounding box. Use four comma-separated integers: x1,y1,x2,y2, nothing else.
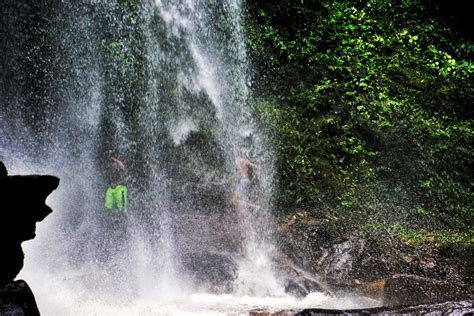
0,162,59,315
278,210,473,306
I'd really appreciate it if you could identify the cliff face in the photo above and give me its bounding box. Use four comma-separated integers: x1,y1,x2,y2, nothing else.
279,211,474,307
0,161,59,315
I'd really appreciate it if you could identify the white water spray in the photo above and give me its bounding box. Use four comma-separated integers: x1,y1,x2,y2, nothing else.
0,1,382,314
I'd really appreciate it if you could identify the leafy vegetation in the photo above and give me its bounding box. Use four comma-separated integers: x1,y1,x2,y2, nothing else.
96,0,150,182
389,222,474,247
246,0,473,231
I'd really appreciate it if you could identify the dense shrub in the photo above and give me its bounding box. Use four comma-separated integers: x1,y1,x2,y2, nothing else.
246,0,473,230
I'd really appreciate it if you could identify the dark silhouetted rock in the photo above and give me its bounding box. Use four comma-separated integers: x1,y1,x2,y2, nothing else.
0,280,41,316
0,161,59,315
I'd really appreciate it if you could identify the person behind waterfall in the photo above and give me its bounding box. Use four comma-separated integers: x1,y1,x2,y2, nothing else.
232,157,260,213
104,156,128,214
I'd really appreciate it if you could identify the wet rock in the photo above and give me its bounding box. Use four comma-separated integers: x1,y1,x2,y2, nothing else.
301,231,404,292
280,213,454,287
278,266,326,298
316,236,365,281
283,280,307,298
314,231,413,286
383,274,473,306
181,252,237,293
349,234,408,282
249,309,270,316
297,300,474,315
436,242,474,285
271,312,294,316
279,212,343,268
273,252,327,298
279,209,473,306
351,278,386,300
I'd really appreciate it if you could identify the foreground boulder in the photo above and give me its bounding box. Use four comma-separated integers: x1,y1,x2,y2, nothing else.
0,280,41,315
0,162,59,315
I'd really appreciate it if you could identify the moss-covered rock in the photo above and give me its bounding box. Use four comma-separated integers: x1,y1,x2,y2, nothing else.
278,209,473,303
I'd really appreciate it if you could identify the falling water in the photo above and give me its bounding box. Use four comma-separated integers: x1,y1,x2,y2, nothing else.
1,1,379,314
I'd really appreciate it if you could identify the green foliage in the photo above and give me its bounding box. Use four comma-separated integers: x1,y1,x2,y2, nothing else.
95,0,149,177
246,0,473,229
107,39,141,68
388,222,474,247
103,0,145,74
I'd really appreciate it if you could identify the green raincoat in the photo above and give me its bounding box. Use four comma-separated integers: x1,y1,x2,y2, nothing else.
104,184,128,214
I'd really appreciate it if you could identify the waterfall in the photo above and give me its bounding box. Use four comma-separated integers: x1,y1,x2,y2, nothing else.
1,0,279,311
144,0,280,296
1,1,379,314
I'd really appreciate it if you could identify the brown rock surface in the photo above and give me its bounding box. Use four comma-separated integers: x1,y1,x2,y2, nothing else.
383,273,473,306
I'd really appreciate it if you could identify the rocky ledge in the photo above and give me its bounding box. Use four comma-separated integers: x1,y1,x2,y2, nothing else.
278,210,473,307
296,300,473,315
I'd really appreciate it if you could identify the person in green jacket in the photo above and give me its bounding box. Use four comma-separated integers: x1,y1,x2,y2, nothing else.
104,156,128,214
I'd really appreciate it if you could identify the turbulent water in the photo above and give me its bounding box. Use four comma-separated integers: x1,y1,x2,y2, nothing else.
0,1,381,315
